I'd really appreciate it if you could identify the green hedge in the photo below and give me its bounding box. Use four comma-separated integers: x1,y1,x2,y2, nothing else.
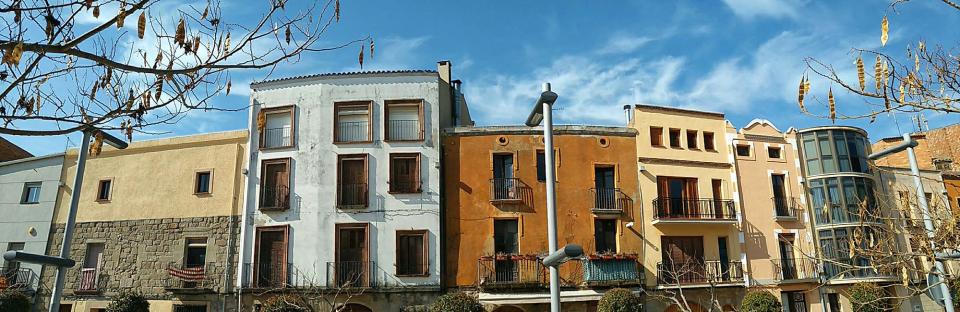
0,290,31,312
430,292,484,312
105,291,149,312
740,291,781,312
849,282,889,312
598,288,642,312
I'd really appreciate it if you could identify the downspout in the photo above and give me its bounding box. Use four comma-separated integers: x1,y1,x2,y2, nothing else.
236,94,258,312
223,141,243,312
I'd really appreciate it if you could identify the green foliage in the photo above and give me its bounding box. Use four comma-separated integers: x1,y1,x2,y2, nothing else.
0,290,31,312
598,288,643,312
951,279,959,309
105,291,149,312
261,295,309,312
740,291,782,312
849,282,889,312
430,292,484,312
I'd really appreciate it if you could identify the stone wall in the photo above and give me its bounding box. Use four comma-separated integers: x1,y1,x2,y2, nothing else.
40,215,240,301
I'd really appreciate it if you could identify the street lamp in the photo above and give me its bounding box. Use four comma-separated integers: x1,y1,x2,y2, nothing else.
47,127,128,312
868,132,955,312
525,83,566,312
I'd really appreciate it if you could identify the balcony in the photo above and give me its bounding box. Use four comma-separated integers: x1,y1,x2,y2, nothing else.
773,197,804,221
261,127,293,149
75,268,103,294
243,262,290,289
326,261,376,288
771,258,817,282
583,256,643,286
259,185,290,210
164,262,216,293
0,267,38,291
591,188,631,215
477,255,543,289
652,198,737,224
336,121,370,143
814,203,881,225
386,119,422,141
489,178,527,205
822,257,896,282
337,183,369,208
656,260,744,286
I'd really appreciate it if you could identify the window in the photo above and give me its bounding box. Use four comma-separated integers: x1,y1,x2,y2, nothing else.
493,219,519,255
396,230,428,276
668,128,681,148
784,292,807,312
334,101,372,143
259,159,291,210
650,127,663,147
934,158,954,171
703,132,715,150
173,305,208,312
492,154,517,200
768,146,782,159
194,171,212,194
536,150,546,181
20,182,41,204
389,153,420,193
184,238,207,268
258,105,295,149
594,219,617,253
686,130,698,149
255,226,290,288
337,155,369,207
385,100,424,141
827,293,841,312
736,145,751,157
96,179,112,201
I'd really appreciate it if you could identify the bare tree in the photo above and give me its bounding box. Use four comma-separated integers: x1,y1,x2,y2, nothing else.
0,0,369,138
800,0,960,123
253,263,369,312
644,254,740,312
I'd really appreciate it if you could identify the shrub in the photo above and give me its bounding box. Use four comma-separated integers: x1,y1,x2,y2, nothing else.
740,291,781,312
261,295,309,312
951,279,959,309
598,288,642,312
105,291,149,312
0,290,31,312
848,282,889,312
430,292,484,312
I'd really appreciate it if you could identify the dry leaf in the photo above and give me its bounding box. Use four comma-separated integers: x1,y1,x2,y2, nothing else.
797,76,806,110
226,80,232,95
856,55,865,91
285,26,291,44
358,44,364,69
880,16,889,46
138,12,146,39
7,42,24,66
201,6,209,19
175,18,186,44
335,0,341,22
93,5,100,18
257,110,266,132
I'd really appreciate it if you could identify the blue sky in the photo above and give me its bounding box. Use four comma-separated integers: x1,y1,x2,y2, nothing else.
8,0,960,156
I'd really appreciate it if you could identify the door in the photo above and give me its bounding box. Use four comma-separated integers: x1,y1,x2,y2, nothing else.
595,167,616,209
658,177,698,217
779,234,797,279
492,154,514,199
660,237,704,283
261,159,290,208
772,174,788,216
493,219,519,282
339,157,366,206
712,179,724,218
80,243,104,291
336,224,368,287
594,219,617,253
827,293,841,312
718,237,730,281
255,228,287,287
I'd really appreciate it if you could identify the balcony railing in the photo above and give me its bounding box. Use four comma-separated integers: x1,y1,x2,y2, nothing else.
164,262,216,291
773,197,803,220
478,256,543,288
0,267,38,291
652,198,737,221
336,121,369,142
243,262,290,288
822,257,894,280
75,268,102,293
656,260,744,285
259,185,290,210
387,119,421,141
261,127,292,149
583,258,643,286
490,178,524,203
337,183,368,208
591,188,631,214
327,261,376,288
771,258,817,281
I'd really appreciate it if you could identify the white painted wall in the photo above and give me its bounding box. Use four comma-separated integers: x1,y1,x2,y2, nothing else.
239,73,453,289
0,154,64,283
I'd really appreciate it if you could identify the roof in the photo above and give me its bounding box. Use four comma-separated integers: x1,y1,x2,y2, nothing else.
0,152,65,167
634,104,724,118
797,125,868,136
444,125,638,137
0,136,33,162
251,69,438,88
64,130,248,156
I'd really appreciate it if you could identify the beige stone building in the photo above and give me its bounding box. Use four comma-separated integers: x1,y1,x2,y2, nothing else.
42,131,247,312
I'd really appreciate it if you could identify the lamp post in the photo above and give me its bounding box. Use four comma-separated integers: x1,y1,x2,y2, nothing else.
525,83,562,311
868,132,955,312
48,128,128,312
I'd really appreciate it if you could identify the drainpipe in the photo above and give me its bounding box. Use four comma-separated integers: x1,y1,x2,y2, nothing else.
236,97,258,312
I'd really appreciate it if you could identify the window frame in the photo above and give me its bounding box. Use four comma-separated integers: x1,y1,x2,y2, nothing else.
395,229,429,277
389,153,421,194
593,218,618,254
668,128,682,148
735,144,751,157
253,225,290,287
258,158,292,210
650,127,664,147
183,237,208,267
767,146,782,160
193,170,213,195
333,101,374,144
536,150,546,182
685,130,698,149
258,105,296,150
337,154,370,208
20,182,42,204
703,132,715,151
384,99,425,142
96,178,113,202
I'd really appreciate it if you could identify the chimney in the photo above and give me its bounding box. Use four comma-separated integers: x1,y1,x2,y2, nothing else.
451,79,462,91
623,105,632,125
437,60,452,84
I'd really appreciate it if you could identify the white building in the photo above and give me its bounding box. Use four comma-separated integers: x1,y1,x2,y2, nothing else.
0,153,64,295
238,61,472,311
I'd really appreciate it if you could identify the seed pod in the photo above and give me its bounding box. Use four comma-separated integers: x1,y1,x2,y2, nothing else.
224,33,231,53
201,6,209,19
175,18,186,44
285,26,291,44
797,76,806,110
335,0,340,22
93,6,100,18
828,87,836,123
155,80,163,100
899,82,905,102
226,80,232,95
370,38,375,59
915,54,920,72
138,12,146,39
874,56,883,91
884,85,890,110
856,55,865,91
880,16,888,46
116,5,126,28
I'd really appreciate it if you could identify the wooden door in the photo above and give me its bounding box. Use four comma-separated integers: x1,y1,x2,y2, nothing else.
712,179,723,218
336,224,369,287
255,229,287,287
339,157,367,206
661,237,704,283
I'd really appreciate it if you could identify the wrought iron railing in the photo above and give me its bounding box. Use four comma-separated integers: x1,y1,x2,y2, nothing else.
583,258,643,285
591,188,631,214
771,258,817,281
652,198,737,220
656,260,743,285
0,267,38,291
773,197,803,219
259,185,290,210
387,120,421,141
75,268,102,293
242,262,290,288
337,183,368,208
326,261,376,288
164,262,217,290
336,121,369,142
490,178,523,202
261,127,292,148
477,256,543,288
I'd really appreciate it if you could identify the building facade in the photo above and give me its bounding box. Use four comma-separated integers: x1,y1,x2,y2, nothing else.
238,62,472,311
442,126,642,311
41,131,247,312
1,154,64,300
872,125,960,214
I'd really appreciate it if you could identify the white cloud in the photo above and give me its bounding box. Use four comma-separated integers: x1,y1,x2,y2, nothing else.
721,0,805,19
597,34,656,55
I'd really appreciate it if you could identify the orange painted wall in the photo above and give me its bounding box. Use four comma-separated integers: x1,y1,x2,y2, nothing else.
442,128,641,287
